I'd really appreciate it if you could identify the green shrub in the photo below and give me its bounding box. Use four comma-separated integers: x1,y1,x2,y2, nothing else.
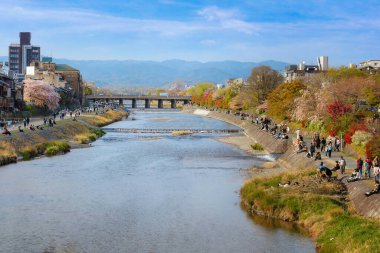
91,128,106,137
45,146,61,156
89,134,97,142
251,143,264,151
44,141,71,156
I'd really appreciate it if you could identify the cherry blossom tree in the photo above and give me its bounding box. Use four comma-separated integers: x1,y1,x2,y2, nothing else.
23,79,60,110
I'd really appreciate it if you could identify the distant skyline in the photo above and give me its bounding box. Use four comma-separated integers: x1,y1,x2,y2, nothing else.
1,0,380,66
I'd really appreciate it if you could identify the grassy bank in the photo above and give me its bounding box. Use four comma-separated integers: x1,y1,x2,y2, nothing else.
81,109,127,127
0,110,125,166
241,169,380,253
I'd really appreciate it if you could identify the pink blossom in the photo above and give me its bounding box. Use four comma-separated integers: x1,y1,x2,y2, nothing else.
24,79,60,110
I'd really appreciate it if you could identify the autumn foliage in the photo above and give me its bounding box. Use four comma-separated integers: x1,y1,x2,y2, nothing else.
187,65,379,157
344,123,368,144
327,100,351,119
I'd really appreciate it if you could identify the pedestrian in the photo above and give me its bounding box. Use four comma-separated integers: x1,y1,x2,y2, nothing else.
326,143,333,158
335,138,341,152
23,118,27,128
356,157,364,179
365,157,372,179
339,156,346,174
321,137,326,152
373,155,379,167
310,142,315,157
296,129,301,140
374,165,380,184
315,135,321,149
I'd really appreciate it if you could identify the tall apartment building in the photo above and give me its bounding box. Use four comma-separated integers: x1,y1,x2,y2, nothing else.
8,32,40,74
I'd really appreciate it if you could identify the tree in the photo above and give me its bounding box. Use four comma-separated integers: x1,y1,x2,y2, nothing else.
23,79,60,110
327,66,367,82
267,80,305,120
246,66,283,104
327,100,352,120
330,77,378,111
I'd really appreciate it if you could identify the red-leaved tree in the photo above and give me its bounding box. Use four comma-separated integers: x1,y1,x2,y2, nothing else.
327,100,351,120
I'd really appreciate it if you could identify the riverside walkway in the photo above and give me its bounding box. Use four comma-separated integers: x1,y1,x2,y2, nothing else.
102,128,242,134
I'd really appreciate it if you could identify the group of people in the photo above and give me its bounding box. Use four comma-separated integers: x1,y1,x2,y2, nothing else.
348,156,380,181
318,156,348,177
296,131,343,161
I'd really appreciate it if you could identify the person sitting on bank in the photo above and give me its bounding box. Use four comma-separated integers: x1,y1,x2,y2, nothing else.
365,183,380,197
18,126,24,132
318,162,332,178
29,125,36,131
2,126,11,135
332,161,340,172
314,152,322,160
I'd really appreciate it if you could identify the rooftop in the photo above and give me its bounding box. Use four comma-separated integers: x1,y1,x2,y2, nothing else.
55,64,78,72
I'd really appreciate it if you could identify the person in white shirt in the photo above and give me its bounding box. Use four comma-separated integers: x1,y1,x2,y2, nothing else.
339,156,346,174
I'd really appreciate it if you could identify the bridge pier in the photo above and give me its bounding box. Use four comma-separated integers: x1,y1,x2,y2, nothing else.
132,99,137,108
145,99,150,108
105,98,110,103
119,98,124,105
184,100,189,105
170,99,176,109
158,99,163,109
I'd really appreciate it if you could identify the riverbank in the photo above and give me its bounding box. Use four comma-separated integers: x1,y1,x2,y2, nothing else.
190,108,380,218
185,108,380,251
241,169,380,253
0,109,127,166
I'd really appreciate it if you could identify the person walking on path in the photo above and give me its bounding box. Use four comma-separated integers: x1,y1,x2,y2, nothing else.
315,135,321,149
335,138,341,152
309,142,315,158
320,137,326,152
365,157,372,179
326,143,333,158
373,156,379,167
374,165,380,184
296,129,301,140
356,157,364,179
339,156,346,175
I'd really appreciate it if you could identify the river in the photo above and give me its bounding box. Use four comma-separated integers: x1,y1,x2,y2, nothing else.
0,112,315,253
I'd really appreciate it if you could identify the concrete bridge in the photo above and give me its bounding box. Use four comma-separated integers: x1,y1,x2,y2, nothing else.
86,94,192,109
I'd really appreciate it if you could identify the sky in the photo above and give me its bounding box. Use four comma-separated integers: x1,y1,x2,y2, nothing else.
0,0,380,66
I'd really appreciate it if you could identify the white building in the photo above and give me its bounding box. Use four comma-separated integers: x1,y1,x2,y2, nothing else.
358,60,380,73
285,56,328,82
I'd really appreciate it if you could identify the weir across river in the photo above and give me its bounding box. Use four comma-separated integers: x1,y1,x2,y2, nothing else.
102,128,242,134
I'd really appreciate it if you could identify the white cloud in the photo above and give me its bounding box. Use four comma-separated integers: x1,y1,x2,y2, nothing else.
197,6,258,35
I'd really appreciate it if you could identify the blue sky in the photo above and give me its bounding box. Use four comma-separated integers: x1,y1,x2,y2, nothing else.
0,0,379,66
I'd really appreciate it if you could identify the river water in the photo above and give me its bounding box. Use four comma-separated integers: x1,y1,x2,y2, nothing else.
0,112,315,253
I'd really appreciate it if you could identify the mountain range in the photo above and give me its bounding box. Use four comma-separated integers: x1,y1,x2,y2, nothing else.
0,56,289,88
